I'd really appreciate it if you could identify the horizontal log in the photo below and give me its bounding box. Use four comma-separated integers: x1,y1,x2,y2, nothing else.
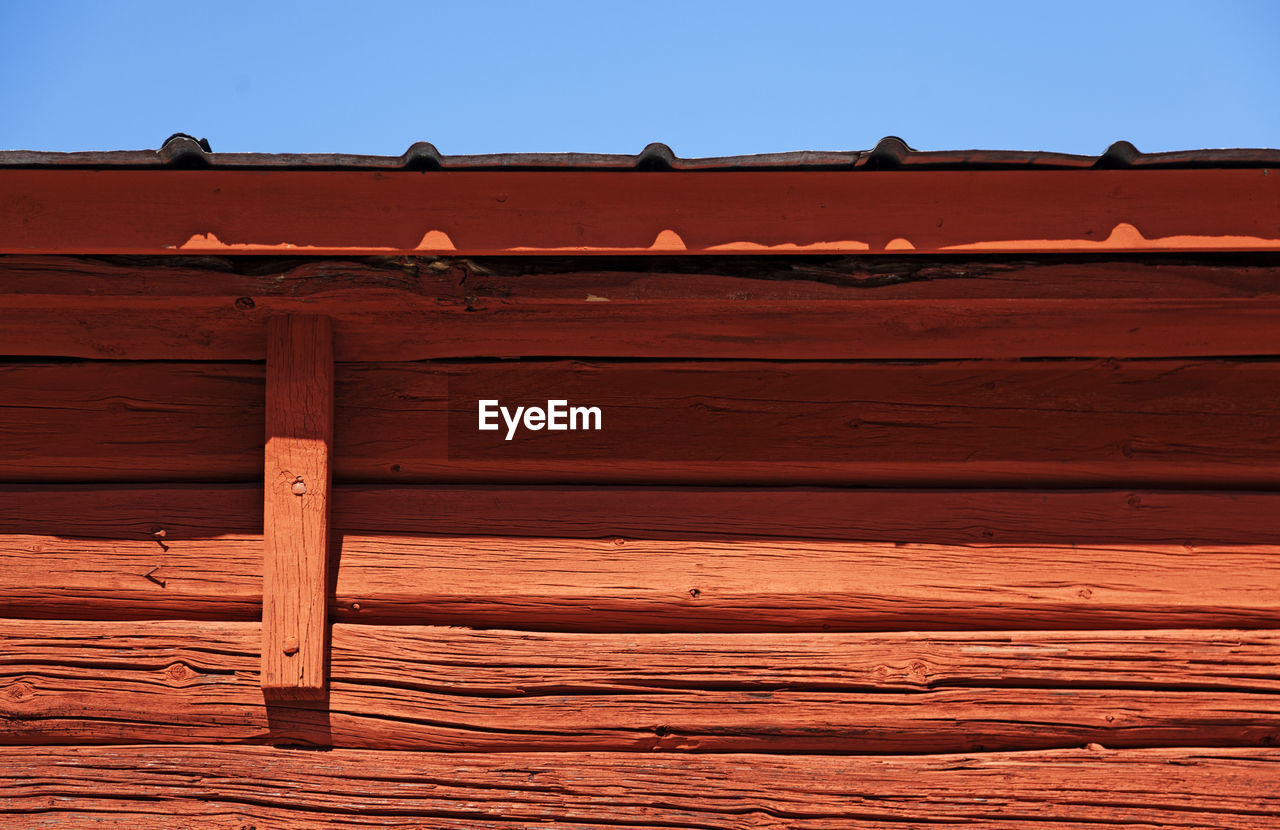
330,535,1280,630
336,486,1280,544
2,748,1280,830
0,484,262,539
7,255,1280,360
13,255,1280,300
7,359,1280,486
0,362,262,482
5,748,1274,830
4,533,1279,630
4,622,1280,752
6,484,1280,545
0,534,260,620
7,294,1280,361
4,747,1279,830
6,168,1280,256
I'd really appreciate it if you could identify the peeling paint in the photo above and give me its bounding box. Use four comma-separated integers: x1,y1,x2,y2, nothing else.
704,240,872,253
943,222,1280,253
165,222,1280,256
178,232,396,254
414,230,457,251
650,229,687,251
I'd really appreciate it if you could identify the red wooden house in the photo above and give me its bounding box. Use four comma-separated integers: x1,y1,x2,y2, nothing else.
2,135,1280,827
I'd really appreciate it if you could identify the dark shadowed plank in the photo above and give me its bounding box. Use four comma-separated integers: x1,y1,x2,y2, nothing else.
7,359,1280,487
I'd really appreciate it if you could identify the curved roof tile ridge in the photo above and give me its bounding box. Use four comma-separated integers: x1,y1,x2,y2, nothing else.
1,134,1277,170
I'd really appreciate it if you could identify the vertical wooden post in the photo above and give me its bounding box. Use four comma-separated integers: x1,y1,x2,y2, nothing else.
262,315,333,698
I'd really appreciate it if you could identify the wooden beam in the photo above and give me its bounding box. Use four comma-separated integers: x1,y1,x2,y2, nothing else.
10,484,1280,545
5,255,1280,361
8,295,1280,361
261,315,333,697
8,255,1280,301
2,168,1279,255
10,359,1280,488
5,745,1279,828
333,486,1280,544
4,532,1278,631
5,621,1280,752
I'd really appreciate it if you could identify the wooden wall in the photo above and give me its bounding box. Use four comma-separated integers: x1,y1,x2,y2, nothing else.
3,254,1280,828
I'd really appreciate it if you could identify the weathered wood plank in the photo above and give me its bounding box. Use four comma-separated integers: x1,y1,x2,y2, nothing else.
6,294,1280,360
4,168,1279,255
6,255,1280,360
6,746,1279,829
0,535,260,620
262,316,334,697
6,359,1280,486
4,622,1280,752
11,255,1280,300
6,484,1280,545
0,484,262,539
334,486,1280,544
331,535,1280,630
0,362,262,482
3,533,1278,630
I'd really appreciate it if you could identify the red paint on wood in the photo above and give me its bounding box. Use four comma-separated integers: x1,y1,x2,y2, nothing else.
3,745,1278,828
7,255,1280,300
5,621,1280,752
6,359,1280,487
5,256,1280,361
262,316,333,697
5,294,1280,361
3,532,1278,631
2,169,1279,255
9,484,1280,545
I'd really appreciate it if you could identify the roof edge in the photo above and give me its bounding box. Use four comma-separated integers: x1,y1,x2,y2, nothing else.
2,135,1278,171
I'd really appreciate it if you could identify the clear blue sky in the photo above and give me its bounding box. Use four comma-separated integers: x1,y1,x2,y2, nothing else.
2,0,1277,157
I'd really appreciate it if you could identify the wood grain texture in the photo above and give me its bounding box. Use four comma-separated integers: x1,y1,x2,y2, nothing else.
6,359,1280,486
4,532,1278,630
0,362,262,482
12,255,1280,300
330,535,1280,631
5,622,1280,752
0,484,262,539
3,746,1280,829
262,315,333,696
4,168,1279,254
333,486,1280,544
6,483,1280,545
12,254,1280,297
0,534,260,620
5,255,1280,360
6,294,1280,361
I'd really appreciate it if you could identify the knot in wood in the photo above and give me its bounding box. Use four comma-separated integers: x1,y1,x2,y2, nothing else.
2,681,34,701
166,662,194,683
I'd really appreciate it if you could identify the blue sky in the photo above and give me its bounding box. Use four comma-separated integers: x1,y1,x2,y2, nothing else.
2,1,1277,157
